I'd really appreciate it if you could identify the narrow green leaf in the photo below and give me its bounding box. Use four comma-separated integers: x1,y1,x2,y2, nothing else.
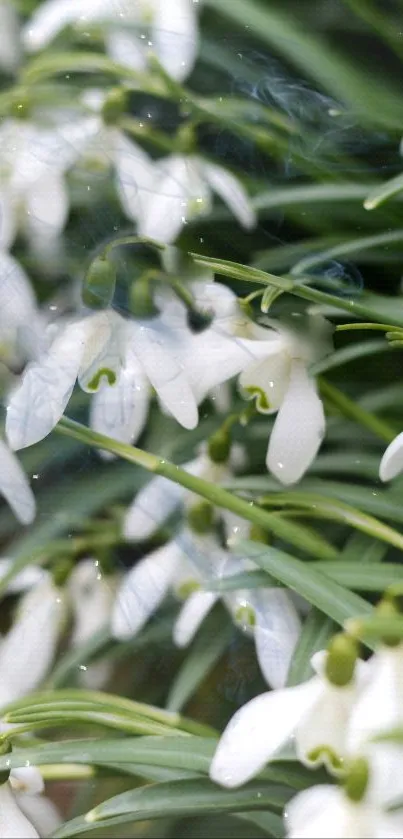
53,778,292,839
311,340,389,375
208,562,402,593
291,230,403,276
166,607,233,713
364,173,403,210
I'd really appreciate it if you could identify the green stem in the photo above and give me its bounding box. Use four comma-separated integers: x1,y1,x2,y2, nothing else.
319,379,396,444
336,323,403,334
56,417,337,560
190,253,403,328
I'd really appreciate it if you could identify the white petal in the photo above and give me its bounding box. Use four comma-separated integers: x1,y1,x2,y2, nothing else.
153,0,199,82
114,133,156,223
379,432,403,482
136,155,210,244
0,251,38,359
0,579,65,705
0,783,38,838
347,646,403,753
173,590,219,647
0,559,44,593
90,349,149,449
285,786,354,839
105,29,146,71
25,172,69,242
111,541,182,640
0,441,35,524
10,768,44,796
297,678,360,770
0,190,18,250
131,320,198,429
78,311,124,393
123,455,204,542
17,795,61,839
0,2,21,72
253,588,301,689
23,0,81,51
69,558,115,645
266,359,325,485
239,346,290,414
6,319,90,450
203,162,256,229
210,677,322,788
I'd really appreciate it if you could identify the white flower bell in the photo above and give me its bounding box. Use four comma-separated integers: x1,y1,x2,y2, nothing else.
68,558,116,688
127,153,256,244
0,441,35,525
0,779,39,838
0,576,66,708
0,252,41,365
5,306,200,451
379,432,403,482
24,0,199,82
210,643,367,788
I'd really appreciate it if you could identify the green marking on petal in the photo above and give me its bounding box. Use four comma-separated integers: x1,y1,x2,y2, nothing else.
307,746,344,773
87,368,117,391
234,604,256,628
244,386,271,412
177,580,201,600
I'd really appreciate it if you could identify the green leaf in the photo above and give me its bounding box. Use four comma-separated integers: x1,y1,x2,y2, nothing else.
287,609,336,687
238,541,373,633
364,173,403,210
208,562,402,593
291,230,403,276
311,340,389,376
166,607,233,713
53,779,292,838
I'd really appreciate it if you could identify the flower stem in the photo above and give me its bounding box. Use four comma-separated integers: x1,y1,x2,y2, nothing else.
56,417,338,560
319,378,396,444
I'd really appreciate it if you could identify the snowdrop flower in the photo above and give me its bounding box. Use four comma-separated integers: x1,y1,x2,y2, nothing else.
6,306,200,451
128,153,256,244
173,511,301,689
0,559,45,593
0,252,41,365
9,767,61,839
0,575,66,708
68,558,116,688
112,451,224,639
284,779,403,839
0,1,21,74
210,641,367,788
380,432,403,482
0,117,77,255
24,0,199,82
0,441,35,525
0,775,39,838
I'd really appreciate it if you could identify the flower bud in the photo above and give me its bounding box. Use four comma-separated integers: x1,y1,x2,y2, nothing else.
83,256,116,310
208,430,231,464
187,500,215,534
325,633,358,687
344,757,370,803
102,88,128,125
248,523,271,544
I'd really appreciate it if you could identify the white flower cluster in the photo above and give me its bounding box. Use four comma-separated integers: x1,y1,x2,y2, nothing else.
210,632,403,838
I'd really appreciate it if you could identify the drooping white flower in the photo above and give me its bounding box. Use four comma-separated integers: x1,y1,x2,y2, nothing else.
6,307,199,451
0,778,39,838
171,510,301,689
68,558,116,688
0,559,45,593
379,432,403,482
24,0,199,82
0,1,21,74
125,153,256,244
284,783,403,839
0,576,66,707
0,440,36,525
8,767,61,839
210,650,367,788
0,252,41,365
